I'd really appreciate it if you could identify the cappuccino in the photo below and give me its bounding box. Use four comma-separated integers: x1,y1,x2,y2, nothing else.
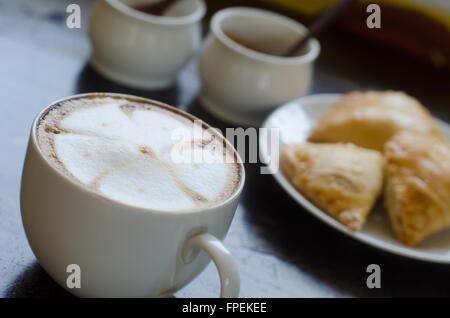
37,94,241,211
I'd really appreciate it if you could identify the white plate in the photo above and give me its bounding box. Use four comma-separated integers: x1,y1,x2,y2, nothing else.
259,94,450,263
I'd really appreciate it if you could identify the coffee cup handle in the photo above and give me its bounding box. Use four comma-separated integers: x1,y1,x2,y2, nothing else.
183,233,239,298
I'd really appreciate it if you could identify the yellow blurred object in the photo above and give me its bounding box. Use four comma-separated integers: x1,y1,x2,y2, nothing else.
259,0,450,69
259,0,335,16
260,0,450,30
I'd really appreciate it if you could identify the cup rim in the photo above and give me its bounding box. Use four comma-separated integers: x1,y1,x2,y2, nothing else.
211,7,320,65
31,92,246,216
105,0,206,26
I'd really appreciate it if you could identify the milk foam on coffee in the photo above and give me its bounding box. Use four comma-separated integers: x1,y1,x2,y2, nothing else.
37,96,241,211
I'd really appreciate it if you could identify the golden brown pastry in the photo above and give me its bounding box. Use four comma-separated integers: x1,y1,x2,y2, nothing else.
384,131,450,246
280,143,384,231
308,91,442,151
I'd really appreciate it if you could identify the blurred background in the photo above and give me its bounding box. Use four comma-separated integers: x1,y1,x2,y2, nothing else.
1,0,450,298
1,0,448,121
222,0,450,71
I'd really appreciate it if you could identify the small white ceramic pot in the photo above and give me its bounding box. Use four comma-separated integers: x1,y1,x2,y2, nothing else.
199,7,320,126
89,0,206,89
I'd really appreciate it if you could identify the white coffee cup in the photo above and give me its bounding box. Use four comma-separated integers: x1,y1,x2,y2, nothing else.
89,0,206,89
199,7,320,126
20,93,244,298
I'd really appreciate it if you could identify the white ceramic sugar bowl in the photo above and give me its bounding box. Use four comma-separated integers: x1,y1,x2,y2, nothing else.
199,7,320,126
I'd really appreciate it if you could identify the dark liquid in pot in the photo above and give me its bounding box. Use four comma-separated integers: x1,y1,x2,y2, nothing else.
224,31,307,57
132,0,178,16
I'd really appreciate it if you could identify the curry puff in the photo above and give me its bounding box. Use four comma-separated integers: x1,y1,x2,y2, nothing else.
384,131,450,246
280,143,384,231
308,91,442,151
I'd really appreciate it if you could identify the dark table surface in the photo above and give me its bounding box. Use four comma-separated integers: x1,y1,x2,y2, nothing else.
1,0,450,298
